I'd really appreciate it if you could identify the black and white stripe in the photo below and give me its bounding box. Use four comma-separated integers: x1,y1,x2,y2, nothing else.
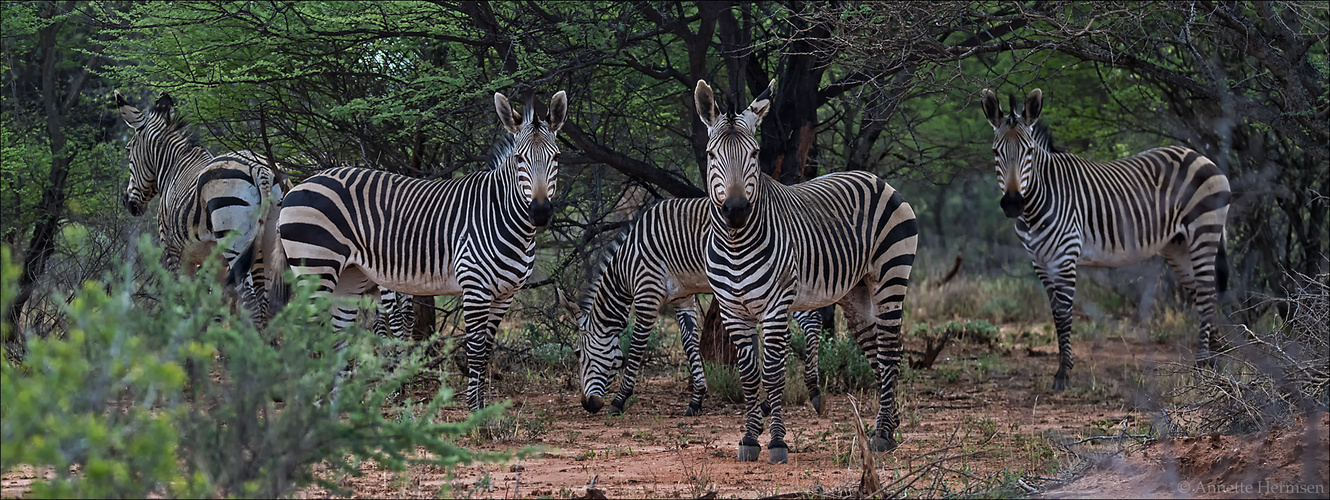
276,91,568,410
981,89,1231,390
695,80,919,463
566,198,826,417
117,92,287,328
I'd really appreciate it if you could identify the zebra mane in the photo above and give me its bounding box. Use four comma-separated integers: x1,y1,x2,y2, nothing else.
483,133,516,171
579,223,634,313
146,100,201,148
1030,121,1060,154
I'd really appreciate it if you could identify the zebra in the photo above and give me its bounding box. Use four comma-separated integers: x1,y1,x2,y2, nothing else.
275,90,568,410
980,89,1231,390
694,80,919,463
116,92,287,328
561,198,829,417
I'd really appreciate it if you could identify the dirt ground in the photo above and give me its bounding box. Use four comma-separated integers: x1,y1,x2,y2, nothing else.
288,323,1328,499
5,323,1326,499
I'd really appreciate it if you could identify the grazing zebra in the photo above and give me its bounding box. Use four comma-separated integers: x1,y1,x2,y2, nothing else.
981,89,1231,390
116,92,287,327
694,80,918,463
276,90,568,410
562,198,827,417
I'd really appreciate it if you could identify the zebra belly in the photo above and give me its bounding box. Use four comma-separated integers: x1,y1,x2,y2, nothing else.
351,260,465,297
1078,238,1169,268
663,271,711,303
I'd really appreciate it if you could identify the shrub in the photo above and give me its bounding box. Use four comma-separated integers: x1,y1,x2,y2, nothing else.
703,361,743,404
818,332,875,395
1,238,504,498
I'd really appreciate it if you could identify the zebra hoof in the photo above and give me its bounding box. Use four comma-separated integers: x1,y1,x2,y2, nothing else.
768,440,789,464
810,394,824,415
1051,377,1069,392
737,444,761,462
871,435,898,453
581,395,604,414
684,402,702,416
608,399,626,416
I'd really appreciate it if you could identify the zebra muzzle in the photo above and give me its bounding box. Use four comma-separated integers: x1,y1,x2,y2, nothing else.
581,394,605,414
1000,192,1024,219
530,198,553,228
123,191,146,217
721,196,751,229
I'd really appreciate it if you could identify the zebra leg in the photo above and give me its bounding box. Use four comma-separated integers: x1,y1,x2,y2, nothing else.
760,312,792,464
1165,238,1223,366
463,293,514,411
793,308,824,415
674,297,707,416
610,313,661,416
726,316,764,462
1037,260,1078,391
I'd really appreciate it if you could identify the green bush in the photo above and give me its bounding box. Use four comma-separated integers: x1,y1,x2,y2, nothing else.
1,238,504,498
703,361,743,404
818,332,875,395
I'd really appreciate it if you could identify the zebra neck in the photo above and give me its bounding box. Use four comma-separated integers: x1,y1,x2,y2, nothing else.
488,161,539,234
1021,155,1058,225
588,270,633,332
163,145,215,187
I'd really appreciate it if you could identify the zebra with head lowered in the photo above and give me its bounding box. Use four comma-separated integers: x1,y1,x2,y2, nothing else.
116,92,287,327
562,198,828,417
276,90,568,410
981,89,1231,391
695,80,918,463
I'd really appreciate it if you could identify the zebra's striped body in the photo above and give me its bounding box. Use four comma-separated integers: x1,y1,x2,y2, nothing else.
116,93,286,327
276,91,567,410
982,89,1230,390
695,80,918,463
567,198,826,417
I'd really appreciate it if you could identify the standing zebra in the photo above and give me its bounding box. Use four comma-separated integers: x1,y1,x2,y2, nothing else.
695,80,918,463
981,89,1230,390
562,198,827,417
276,90,568,410
117,92,287,327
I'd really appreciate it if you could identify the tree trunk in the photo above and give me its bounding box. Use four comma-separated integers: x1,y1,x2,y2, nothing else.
5,3,89,348
698,298,737,367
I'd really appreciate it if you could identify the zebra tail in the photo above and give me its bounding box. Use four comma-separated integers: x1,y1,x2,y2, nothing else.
262,203,289,313
1216,243,1229,297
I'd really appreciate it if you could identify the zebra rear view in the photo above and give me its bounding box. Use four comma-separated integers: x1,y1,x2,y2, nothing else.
981,88,1231,391
277,90,568,411
116,92,288,328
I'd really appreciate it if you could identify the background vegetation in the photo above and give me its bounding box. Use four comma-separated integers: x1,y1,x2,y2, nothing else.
1,1,1326,496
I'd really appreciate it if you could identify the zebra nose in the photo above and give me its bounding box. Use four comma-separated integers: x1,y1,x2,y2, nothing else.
581,394,604,414
1000,192,1024,219
530,198,553,227
721,196,751,229
122,192,145,217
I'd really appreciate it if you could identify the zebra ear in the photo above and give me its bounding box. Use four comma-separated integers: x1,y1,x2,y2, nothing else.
116,91,144,129
546,90,568,132
981,89,1003,129
556,289,581,321
494,92,523,134
1022,89,1043,127
738,79,774,130
693,80,720,128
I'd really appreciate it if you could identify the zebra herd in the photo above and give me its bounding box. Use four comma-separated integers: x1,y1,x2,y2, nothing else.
117,81,1231,465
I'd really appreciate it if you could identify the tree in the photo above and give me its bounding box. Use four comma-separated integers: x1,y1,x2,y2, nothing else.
2,1,120,349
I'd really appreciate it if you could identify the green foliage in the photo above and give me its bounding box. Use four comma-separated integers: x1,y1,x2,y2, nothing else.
703,361,743,404
1,238,505,498
817,332,875,395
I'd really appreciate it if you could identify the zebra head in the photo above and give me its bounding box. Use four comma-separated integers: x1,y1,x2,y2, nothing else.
558,289,621,414
117,92,185,217
694,79,774,230
982,88,1043,219
494,91,568,228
